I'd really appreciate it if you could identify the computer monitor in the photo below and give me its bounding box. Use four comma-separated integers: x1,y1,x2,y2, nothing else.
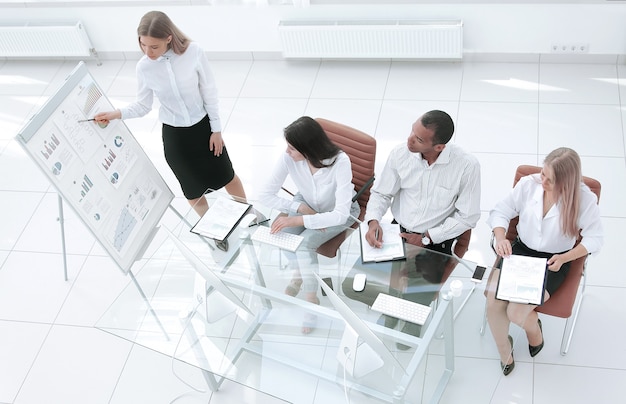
164,227,252,322
315,273,405,378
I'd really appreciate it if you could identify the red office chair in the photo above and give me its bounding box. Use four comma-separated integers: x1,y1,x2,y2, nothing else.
312,118,376,259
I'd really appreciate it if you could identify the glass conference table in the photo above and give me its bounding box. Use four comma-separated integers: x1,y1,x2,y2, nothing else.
97,191,510,403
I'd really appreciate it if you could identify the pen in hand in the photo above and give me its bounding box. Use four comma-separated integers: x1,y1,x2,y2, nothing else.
374,227,384,248
249,218,270,227
77,118,96,123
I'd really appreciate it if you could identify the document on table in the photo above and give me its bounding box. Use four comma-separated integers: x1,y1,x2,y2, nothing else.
495,254,548,305
360,222,406,263
190,197,251,241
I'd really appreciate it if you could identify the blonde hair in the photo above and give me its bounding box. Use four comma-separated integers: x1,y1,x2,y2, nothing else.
544,147,582,238
137,11,190,54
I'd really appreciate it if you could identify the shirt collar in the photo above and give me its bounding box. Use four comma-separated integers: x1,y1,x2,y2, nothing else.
321,156,336,166
530,175,560,219
411,144,451,165
156,49,174,61
433,145,451,165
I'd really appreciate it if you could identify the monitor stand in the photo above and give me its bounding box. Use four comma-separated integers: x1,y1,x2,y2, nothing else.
337,324,385,378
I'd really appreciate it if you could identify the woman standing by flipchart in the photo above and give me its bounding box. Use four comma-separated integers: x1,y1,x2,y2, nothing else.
95,11,246,221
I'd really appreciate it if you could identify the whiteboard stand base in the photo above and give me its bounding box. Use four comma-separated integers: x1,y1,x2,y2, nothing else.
57,195,69,281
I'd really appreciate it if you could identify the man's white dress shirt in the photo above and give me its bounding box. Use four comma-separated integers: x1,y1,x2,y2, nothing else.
364,143,481,244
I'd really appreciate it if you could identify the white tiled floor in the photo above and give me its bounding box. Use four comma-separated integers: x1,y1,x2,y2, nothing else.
0,57,625,404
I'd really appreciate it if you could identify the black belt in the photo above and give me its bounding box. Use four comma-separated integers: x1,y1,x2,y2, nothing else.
399,225,423,235
399,224,453,255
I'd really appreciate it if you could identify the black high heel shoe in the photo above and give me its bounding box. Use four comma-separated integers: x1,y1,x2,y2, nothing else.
529,318,544,357
501,335,515,376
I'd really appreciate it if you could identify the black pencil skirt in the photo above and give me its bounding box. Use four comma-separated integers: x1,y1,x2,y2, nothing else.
162,115,235,200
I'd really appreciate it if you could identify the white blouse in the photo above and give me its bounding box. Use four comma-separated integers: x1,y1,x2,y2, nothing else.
119,42,222,131
488,174,603,255
259,152,356,230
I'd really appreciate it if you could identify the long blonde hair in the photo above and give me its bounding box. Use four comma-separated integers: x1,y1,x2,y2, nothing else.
544,147,582,238
137,11,190,54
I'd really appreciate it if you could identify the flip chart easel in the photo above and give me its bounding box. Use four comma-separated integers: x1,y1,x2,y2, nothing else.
15,61,177,338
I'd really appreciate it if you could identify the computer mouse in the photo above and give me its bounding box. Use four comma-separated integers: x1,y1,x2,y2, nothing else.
353,273,367,292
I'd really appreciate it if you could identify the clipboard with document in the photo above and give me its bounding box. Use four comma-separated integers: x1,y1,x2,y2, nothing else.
190,197,251,241
495,254,548,305
359,222,406,263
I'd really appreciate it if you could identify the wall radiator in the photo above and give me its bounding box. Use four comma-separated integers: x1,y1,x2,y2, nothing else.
278,20,463,60
0,21,98,61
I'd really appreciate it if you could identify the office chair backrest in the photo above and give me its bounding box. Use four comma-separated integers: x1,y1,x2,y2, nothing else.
315,118,376,221
312,118,376,259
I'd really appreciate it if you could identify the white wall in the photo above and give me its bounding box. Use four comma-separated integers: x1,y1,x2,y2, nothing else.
2,3,626,59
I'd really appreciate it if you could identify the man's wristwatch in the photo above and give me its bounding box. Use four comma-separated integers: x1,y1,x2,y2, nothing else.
422,233,431,246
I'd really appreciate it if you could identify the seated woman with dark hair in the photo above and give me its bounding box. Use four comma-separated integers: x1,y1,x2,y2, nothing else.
259,116,360,334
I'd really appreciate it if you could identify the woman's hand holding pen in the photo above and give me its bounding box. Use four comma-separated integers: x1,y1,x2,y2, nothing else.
209,131,224,156
94,110,120,125
366,221,383,248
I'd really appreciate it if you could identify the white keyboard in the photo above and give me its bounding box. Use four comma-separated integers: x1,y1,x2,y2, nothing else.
371,293,432,326
250,225,304,252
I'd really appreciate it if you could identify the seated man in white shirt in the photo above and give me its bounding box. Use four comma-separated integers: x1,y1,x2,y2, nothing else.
363,110,481,348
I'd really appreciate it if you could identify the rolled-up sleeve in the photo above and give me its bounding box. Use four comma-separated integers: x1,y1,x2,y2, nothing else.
120,64,153,120
258,154,294,214
364,152,399,224
196,46,222,132
487,178,525,231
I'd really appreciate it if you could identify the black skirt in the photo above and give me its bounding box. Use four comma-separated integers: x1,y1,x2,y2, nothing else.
162,115,235,199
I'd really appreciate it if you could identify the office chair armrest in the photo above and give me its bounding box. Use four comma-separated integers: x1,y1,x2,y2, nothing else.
451,237,462,261
352,176,375,202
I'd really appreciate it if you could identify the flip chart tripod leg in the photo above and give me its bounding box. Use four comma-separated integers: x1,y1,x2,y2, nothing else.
168,204,194,228
179,311,220,392
57,195,68,281
129,270,170,341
